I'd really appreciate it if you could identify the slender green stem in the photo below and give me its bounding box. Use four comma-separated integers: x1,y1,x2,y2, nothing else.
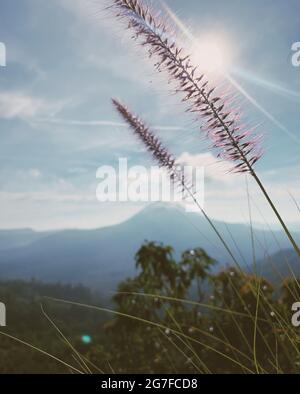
246,175,256,269
253,279,261,374
165,40,299,257
251,171,300,257
181,180,240,267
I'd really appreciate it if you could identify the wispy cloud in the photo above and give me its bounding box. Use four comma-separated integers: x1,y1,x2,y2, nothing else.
0,91,65,120
34,117,126,128
33,116,184,131
177,152,238,183
0,92,45,119
0,190,94,204
177,151,300,226
231,68,300,102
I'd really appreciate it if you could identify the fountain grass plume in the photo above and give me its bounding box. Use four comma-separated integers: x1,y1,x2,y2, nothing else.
109,0,300,257
112,98,243,266
112,98,187,189
109,0,262,175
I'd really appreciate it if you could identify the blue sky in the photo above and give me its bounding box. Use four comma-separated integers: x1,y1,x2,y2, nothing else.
0,0,299,230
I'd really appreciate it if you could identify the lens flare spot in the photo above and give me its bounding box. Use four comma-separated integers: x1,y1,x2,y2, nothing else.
81,335,92,344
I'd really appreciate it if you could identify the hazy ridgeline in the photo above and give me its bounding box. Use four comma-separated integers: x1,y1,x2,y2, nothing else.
0,204,299,294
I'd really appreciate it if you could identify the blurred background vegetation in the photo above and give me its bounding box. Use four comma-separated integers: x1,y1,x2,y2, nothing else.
0,241,299,374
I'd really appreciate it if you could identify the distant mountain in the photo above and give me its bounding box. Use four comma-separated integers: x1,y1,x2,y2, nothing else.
0,229,52,251
0,203,298,294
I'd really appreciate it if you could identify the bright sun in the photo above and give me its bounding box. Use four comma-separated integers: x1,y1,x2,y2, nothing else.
190,35,231,75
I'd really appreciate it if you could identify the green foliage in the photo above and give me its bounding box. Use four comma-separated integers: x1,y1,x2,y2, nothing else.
102,242,300,374
0,242,299,374
102,243,214,373
0,280,106,373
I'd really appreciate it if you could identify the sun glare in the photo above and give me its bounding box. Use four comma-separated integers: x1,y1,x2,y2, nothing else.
190,35,231,75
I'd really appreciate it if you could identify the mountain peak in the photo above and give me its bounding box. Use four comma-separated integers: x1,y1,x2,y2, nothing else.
140,202,186,215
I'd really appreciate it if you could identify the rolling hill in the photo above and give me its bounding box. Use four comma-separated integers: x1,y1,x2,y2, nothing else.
0,203,298,294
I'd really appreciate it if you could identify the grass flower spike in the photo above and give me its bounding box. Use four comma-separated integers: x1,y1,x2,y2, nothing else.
110,0,262,174
109,0,300,257
112,98,241,265
112,98,177,175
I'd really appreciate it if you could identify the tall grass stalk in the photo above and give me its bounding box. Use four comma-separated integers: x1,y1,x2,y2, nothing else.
111,100,298,367
108,0,300,257
112,98,239,266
